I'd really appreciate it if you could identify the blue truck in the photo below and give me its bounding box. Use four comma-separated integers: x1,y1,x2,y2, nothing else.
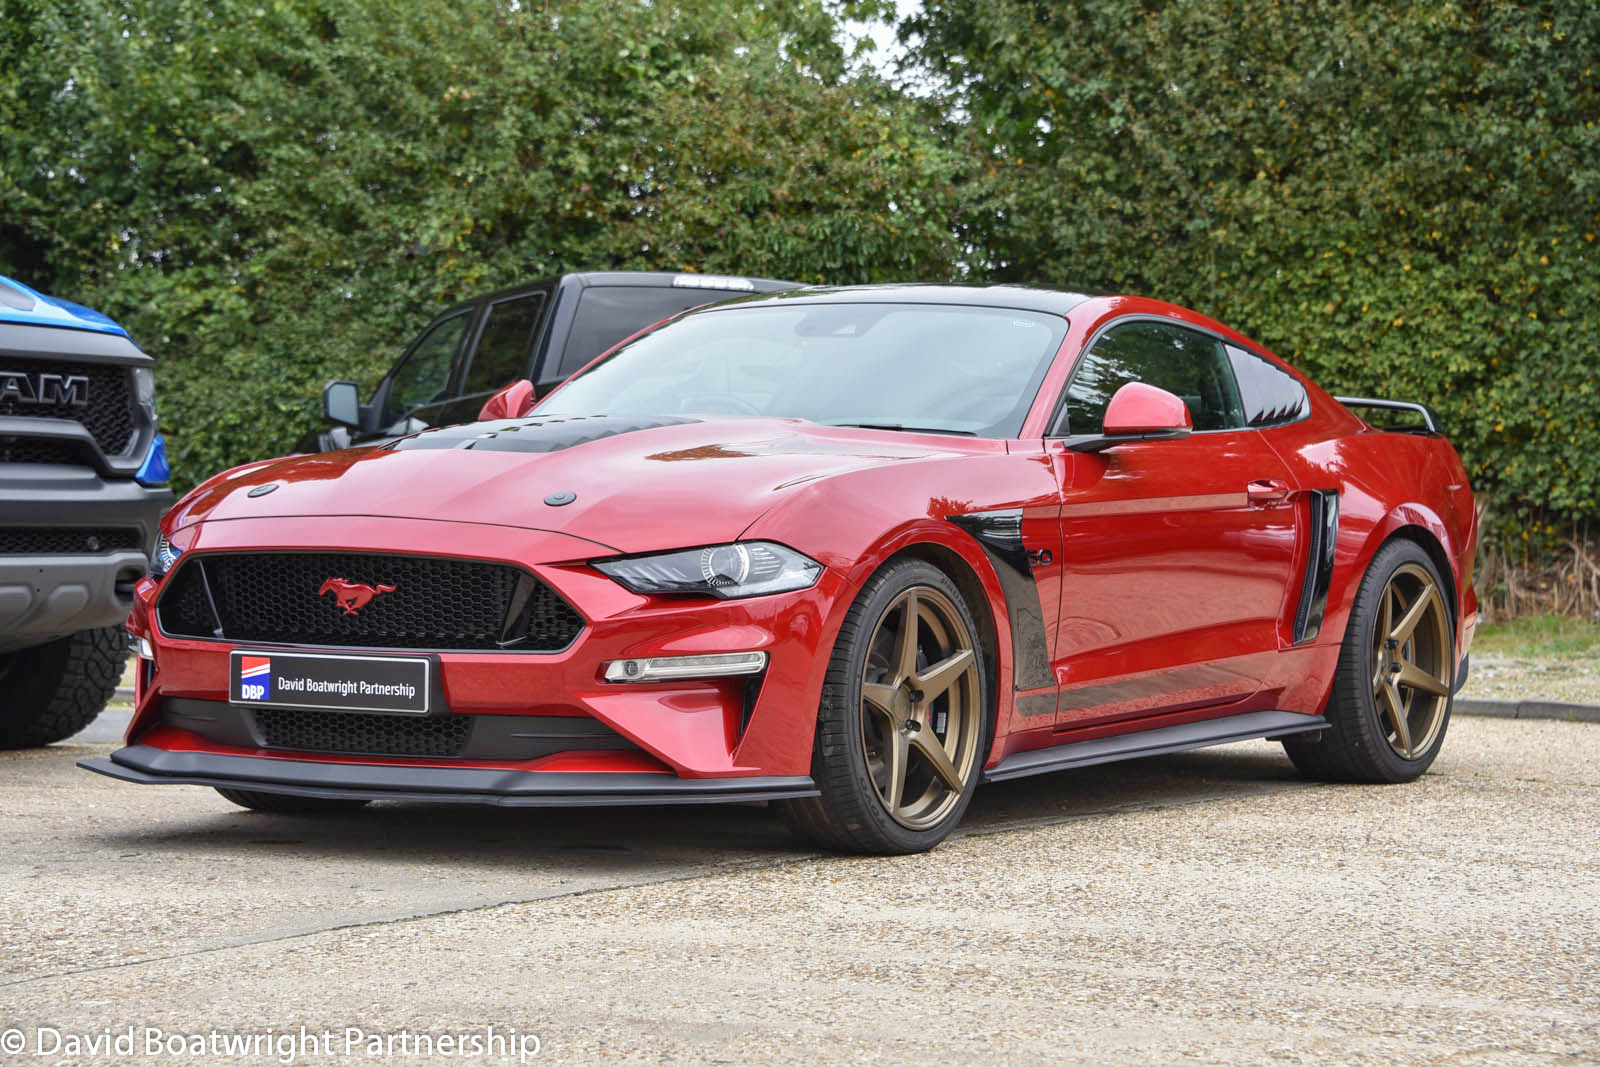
0,275,170,746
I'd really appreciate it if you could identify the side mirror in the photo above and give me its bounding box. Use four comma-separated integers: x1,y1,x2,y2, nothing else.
323,380,362,427
478,379,536,421
1066,382,1193,453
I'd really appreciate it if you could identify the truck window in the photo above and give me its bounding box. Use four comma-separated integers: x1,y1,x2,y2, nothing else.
390,310,469,413
557,287,730,377
464,292,546,394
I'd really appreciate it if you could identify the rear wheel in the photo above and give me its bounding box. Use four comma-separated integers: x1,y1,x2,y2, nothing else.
215,788,371,814
1284,539,1455,782
778,559,989,854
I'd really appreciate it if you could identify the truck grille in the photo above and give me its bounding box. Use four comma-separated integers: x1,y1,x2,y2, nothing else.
0,527,143,554
0,435,91,466
0,356,137,456
156,551,584,651
251,707,472,758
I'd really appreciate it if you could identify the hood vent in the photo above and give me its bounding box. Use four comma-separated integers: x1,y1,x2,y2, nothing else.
389,414,700,456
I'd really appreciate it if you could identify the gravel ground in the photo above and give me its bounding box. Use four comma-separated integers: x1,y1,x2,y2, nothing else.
1461,651,1600,704
3,714,1597,1066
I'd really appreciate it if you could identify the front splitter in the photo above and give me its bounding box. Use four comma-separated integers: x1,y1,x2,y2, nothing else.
80,745,818,808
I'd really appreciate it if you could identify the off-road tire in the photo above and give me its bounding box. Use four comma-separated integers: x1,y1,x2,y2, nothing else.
215,788,372,814
777,559,991,855
0,626,127,748
1284,538,1454,782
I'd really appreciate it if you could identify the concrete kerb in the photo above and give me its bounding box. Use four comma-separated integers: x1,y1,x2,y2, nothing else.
1454,698,1600,723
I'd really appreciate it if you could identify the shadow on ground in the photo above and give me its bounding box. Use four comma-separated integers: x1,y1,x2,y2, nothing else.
72,738,1309,871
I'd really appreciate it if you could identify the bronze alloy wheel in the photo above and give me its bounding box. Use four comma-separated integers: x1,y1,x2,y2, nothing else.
1369,561,1453,760
858,586,983,830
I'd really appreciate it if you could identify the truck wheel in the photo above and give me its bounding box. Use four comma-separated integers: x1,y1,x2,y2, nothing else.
0,626,127,749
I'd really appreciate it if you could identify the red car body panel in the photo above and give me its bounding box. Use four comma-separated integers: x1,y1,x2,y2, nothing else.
95,289,1479,809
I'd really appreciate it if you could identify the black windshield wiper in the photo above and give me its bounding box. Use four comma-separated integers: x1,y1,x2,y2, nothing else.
829,422,978,436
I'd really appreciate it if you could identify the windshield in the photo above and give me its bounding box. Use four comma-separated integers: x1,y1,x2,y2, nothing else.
539,302,1068,437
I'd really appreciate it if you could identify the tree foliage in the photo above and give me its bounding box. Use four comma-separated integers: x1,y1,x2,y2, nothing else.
903,0,1600,550
3,0,1598,556
0,0,963,480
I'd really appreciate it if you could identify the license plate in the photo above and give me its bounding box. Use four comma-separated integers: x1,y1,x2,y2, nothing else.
229,649,431,715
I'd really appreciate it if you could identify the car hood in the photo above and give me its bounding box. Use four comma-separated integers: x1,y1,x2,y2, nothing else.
171,416,985,556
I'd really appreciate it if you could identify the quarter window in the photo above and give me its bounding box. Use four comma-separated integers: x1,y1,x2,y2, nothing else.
1225,344,1309,427
1056,320,1245,435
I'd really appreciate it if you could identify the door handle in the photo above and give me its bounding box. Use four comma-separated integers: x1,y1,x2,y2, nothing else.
1246,479,1292,507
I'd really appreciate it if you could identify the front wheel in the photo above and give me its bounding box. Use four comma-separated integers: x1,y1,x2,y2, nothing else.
778,559,990,854
0,626,126,749
1284,539,1455,782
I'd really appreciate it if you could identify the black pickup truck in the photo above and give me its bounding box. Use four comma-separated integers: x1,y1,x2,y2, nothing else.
0,275,170,746
311,270,799,450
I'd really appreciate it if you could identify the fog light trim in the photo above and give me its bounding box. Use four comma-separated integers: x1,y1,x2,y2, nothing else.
603,651,767,683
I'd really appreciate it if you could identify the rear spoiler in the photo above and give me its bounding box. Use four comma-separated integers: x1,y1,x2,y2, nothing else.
1335,396,1440,435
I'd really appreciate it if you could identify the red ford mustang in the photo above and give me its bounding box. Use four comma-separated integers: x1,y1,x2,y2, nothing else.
83,286,1479,854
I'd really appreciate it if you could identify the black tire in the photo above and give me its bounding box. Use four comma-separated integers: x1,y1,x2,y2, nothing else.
777,558,991,855
215,788,371,814
0,626,127,749
1284,538,1455,783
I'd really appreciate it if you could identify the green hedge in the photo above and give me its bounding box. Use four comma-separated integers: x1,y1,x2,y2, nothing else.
0,0,962,484
3,0,1597,557
905,0,1600,550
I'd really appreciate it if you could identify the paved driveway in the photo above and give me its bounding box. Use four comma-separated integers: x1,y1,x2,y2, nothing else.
2,715,1596,1064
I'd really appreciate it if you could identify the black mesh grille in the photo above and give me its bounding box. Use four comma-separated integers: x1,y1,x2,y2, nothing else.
0,435,92,466
252,707,472,758
0,527,143,554
156,552,583,651
0,357,137,455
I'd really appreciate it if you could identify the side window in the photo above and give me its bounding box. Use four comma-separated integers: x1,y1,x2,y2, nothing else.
1225,344,1309,427
1056,321,1245,435
463,292,546,395
389,311,470,415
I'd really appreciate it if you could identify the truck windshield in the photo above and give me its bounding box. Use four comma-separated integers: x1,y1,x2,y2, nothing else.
557,286,747,376
540,302,1068,438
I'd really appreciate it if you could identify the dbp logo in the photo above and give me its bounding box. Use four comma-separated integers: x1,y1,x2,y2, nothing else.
0,372,91,407
238,656,271,701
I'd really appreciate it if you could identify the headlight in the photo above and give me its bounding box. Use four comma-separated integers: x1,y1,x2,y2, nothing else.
594,542,822,599
151,529,185,578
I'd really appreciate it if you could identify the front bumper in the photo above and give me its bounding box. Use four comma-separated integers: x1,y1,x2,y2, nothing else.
0,465,170,649
115,515,852,794
80,745,817,807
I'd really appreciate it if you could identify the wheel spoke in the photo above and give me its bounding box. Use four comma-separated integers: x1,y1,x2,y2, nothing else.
862,682,900,722
909,728,964,793
914,648,974,704
882,730,908,811
1391,585,1438,645
1397,660,1449,698
1381,682,1414,757
893,593,920,685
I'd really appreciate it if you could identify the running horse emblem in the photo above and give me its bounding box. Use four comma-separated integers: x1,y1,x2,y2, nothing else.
317,578,397,615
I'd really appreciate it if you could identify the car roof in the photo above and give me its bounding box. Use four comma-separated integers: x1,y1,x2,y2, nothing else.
0,274,130,337
707,283,1093,316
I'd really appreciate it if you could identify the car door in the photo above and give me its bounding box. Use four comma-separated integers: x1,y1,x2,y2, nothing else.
439,289,549,425
1048,318,1302,728
376,308,474,435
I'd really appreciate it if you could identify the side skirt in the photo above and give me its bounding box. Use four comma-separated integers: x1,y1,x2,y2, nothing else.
982,710,1329,784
